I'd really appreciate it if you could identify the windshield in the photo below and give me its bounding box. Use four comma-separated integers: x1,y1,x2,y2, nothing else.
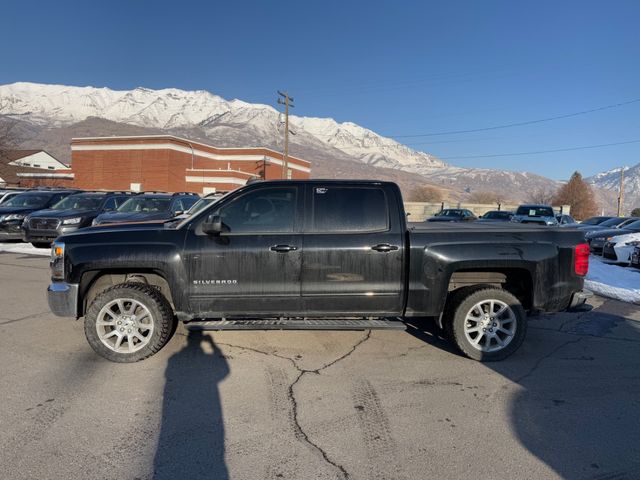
598,217,628,227
617,218,637,229
516,206,554,217
483,211,511,219
622,219,640,230
581,216,609,225
52,194,105,211
117,197,171,213
438,209,463,217
2,193,51,208
187,197,217,215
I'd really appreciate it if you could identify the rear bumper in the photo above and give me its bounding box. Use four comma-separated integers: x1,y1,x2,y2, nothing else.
47,282,79,318
568,289,593,310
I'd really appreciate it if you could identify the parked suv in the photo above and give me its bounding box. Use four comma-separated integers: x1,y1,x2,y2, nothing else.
23,191,138,247
92,192,199,225
512,205,558,226
0,189,81,241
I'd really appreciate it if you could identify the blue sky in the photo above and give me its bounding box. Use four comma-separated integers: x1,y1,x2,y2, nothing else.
1,0,639,179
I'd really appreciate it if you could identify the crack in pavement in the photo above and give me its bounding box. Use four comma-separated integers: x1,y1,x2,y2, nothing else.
528,325,640,344
515,337,584,383
217,330,372,479
0,310,51,326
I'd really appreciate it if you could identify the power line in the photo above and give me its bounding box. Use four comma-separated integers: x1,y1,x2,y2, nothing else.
439,138,640,160
390,96,640,138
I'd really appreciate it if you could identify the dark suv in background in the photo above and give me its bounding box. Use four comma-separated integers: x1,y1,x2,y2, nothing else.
23,191,138,247
92,192,199,225
0,189,81,241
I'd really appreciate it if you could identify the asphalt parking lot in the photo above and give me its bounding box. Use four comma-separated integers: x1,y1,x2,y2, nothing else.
1,252,640,480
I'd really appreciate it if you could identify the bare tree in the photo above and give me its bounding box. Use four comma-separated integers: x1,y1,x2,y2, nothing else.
528,187,556,205
553,171,598,220
467,190,502,204
408,185,444,202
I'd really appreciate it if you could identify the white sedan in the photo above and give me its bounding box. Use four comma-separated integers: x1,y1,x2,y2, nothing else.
602,232,640,265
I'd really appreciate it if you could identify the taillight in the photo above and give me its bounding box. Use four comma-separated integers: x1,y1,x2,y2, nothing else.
574,243,589,276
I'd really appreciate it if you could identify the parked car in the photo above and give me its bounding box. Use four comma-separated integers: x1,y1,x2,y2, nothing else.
92,192,199,225
427,208,477,222
631,245,640,269
47,180,589,363
23,191,139,248
0,189,81,241
576,216,633,234
173,192,225,220
556,214,577,226
511,205,558,226
577,216,615,228
585,219,640,253
602,232,640,265
476,211,514,222
0,189,26,205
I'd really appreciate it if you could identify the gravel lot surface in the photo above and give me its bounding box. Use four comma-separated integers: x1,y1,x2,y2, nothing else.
1,252,639,480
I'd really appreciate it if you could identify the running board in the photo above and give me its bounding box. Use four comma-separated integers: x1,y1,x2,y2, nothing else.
184,318,406,331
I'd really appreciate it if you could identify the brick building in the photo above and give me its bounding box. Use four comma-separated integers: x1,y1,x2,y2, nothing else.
0,150,72,187
68,135,311,194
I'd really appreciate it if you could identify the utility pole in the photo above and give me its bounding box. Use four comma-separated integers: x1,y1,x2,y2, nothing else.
617,166,625,216
277,91,294,179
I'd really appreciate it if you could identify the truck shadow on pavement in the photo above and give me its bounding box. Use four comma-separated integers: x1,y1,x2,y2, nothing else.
411,301,640,479
154,330,230,480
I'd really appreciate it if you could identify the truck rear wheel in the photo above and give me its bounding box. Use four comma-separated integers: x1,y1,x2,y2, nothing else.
444,287,527,361
84,283,175,363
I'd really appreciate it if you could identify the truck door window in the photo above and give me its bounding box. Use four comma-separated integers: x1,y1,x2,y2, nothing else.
312,187,388,232
216,187,297,233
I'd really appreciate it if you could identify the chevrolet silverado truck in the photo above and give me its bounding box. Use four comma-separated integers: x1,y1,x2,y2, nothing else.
47,180,591,363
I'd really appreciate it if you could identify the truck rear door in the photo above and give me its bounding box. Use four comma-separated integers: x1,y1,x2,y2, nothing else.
301,184,405,316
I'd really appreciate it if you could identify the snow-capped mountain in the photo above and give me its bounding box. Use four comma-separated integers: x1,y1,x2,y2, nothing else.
587,164,640,211
0,81,578,204
0,82,445,175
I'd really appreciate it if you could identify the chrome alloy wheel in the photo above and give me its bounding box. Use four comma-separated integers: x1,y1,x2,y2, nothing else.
96,298,154,353
463,299,516,353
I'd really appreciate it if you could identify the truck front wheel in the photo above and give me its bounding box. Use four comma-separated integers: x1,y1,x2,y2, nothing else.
444,287,527,361
84,283,175,362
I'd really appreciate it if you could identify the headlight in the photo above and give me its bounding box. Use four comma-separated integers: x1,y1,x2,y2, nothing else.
2,213,25,221
62,217,82,225
50,241,65,281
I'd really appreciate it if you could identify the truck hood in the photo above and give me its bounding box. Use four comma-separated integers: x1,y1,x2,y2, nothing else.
94,211,172,224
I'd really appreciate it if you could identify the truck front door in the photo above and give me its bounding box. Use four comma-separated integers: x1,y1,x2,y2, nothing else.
301,184,405,316
184,185,303,316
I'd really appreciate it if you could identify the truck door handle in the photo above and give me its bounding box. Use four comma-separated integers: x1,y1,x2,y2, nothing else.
371,243,399,252
270,244,298,253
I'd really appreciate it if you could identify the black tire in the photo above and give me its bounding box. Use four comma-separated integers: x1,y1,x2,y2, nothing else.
31,242,51,248
84,283,176,363
443,287,527,362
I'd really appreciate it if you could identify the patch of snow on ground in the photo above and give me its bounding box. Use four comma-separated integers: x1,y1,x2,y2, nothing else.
586,256,640,304
0,242,50,257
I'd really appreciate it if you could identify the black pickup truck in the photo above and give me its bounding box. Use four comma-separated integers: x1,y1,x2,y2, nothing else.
47,180,591,363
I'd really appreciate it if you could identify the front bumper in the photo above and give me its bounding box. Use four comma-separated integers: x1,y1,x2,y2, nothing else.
568,289,593,310
47,282,79,318
0,221,26,240
24,225,80,243
602,242,633,265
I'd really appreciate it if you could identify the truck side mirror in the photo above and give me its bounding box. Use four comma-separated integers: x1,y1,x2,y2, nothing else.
202,214,223,235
